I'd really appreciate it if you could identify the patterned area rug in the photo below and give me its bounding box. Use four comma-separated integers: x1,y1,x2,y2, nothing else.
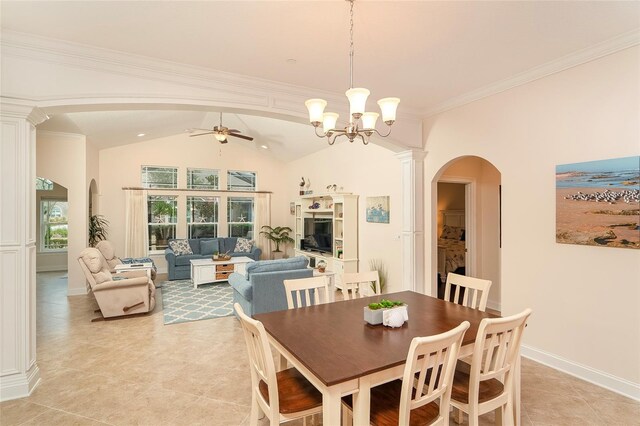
161,279,234,325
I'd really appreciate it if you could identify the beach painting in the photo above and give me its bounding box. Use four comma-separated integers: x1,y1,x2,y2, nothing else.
366,196,390,224
556,156,639,249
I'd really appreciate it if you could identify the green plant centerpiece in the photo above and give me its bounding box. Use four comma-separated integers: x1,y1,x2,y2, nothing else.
259,225,294,253
364,299,407,326
89,215,109,247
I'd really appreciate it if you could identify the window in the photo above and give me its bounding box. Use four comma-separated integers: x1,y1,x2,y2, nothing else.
40,200,68,251
147,196,177,251
142,166,178,189
187,196,219,239
228,197,254,238
227,170,256,191
187,168,219,190
36,177,53,191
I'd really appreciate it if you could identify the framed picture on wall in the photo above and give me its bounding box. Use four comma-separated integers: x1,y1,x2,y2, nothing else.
366,196,390,224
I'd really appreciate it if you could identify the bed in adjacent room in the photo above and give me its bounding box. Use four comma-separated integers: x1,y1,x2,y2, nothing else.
437,210,466,284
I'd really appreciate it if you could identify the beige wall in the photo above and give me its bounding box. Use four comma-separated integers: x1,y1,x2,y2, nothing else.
286,142,403,293
98,134,288,272
36,131,90,294
35,181,68,272
424,46,640,385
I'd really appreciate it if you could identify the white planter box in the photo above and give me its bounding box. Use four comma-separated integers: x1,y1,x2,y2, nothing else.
364,305,408,326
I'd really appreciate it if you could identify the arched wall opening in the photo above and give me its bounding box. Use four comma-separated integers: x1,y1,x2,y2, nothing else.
431,155,502,312
35,178,69,272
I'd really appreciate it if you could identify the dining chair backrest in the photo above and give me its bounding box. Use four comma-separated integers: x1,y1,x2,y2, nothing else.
234,303,280,421
444,273,492,311
399,321,470,425
283,276,330,309
341,271,381,300
468,308,532,405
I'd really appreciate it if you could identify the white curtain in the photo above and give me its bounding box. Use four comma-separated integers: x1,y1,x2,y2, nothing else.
125,189,148,258
254,193,271,260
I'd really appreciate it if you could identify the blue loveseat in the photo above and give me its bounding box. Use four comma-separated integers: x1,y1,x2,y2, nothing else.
164,237,262,280
228,256,313,316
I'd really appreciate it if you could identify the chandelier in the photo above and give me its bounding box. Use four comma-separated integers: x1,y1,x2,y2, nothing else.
305,0,400,145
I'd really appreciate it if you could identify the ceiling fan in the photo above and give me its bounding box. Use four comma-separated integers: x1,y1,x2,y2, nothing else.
188,112,254,144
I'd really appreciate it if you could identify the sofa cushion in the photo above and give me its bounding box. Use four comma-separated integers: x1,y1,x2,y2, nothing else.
234,237,253,253
200,239,219,256
245,256,308,279
169,239,193,256
221,237,238,254
175,254,204,266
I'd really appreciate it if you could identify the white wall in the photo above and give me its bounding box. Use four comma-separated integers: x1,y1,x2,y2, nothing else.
35,181,68,272
98,133,289,272
36,132,90,295
424,47,640,390
286,142,404,293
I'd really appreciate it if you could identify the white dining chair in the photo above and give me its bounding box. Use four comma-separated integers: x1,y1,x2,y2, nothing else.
445,273,492,312
451,308,532,426
341,270,381,300
343,321,470,425
234,303,323,425
283,276,330,309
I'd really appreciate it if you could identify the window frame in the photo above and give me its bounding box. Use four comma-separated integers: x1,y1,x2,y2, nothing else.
147,195,178,253
40,199,68,252
141,166,178,189
227,170,257,192
227,196,255,238
187,196,220,239
187,168,220,190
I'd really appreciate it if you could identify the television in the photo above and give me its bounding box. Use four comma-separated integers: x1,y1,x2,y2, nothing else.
301,218,333,254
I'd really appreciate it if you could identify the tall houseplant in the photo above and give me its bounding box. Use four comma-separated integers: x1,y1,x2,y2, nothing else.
89,215,109,247
369,258,387,294
260,226,294,253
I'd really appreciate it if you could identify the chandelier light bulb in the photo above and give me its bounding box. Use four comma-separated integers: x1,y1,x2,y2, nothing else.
305,99,327,125
361,112,379,130
322,113,339,133
345,88,370,118
214,133,227,142
377,97,401,123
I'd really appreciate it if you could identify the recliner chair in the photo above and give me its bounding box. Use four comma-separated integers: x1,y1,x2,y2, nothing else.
95,240,157,281
78,247,156,320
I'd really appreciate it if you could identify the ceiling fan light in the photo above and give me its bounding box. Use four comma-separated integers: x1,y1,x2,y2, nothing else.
377,97,400,123
214,133,227,142
361,112,379,130
305,99,327,125
322,112,339,133
345,88,370,118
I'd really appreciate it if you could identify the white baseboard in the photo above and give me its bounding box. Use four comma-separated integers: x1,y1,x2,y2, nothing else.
521,344,640,401
0,365,40,402
486,299,501,312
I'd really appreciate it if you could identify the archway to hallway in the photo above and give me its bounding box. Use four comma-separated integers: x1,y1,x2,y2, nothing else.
35,177,69,275
432,155,502,312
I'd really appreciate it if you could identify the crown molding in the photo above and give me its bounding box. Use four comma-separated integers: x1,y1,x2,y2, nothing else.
423,28,640,117
0,31,423,121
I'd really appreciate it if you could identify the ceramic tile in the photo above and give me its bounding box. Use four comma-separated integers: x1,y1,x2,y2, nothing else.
9,271,639,426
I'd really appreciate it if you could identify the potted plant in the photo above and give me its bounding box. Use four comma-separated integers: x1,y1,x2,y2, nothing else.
364,299,407,326
260,225,294,259
89,215,109,247
369,258,387,293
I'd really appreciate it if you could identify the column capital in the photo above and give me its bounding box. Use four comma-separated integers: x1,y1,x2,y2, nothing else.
395,149,427,162
0,98,49,125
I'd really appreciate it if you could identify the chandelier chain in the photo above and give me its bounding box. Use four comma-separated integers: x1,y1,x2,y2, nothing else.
349,0,354,89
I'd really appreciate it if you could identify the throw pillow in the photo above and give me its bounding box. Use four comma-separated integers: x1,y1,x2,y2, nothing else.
440,225,463,240
200,239,219,256
169,239,193,256
234,237,254,253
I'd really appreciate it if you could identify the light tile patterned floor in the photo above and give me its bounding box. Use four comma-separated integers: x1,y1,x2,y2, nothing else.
1,271,638,425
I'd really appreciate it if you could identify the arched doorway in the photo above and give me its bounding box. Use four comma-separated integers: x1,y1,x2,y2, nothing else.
433,156,502,312
35,177,69,273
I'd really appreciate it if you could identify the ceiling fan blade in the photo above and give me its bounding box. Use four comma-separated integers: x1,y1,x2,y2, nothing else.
228,133,254,141
189,132,215,137
227,129,241,133
186,128,215,133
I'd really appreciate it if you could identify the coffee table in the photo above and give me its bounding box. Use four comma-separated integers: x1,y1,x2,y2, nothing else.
190,257,254,289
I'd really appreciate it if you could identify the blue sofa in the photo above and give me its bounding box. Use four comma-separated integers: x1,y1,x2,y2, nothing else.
164,237,262,280
229,256,313,316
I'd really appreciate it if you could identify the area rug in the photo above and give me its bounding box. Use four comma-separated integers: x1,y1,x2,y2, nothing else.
161,279,234,325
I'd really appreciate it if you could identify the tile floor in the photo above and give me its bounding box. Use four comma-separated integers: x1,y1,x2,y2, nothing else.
1,272,638,426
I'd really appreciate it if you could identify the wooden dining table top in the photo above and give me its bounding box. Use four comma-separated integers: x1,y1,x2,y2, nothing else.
254,290,499,387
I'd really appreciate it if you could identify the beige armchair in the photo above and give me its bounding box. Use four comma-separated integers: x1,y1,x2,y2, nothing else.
95,240,157,281
78,248,156,320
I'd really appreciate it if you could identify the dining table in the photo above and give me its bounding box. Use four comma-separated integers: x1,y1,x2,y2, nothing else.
254,290,520,426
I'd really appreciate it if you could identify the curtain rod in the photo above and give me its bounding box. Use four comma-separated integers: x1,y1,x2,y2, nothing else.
122,187,272,194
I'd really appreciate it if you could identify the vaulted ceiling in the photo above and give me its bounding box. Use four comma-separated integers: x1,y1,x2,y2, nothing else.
2,1,639,158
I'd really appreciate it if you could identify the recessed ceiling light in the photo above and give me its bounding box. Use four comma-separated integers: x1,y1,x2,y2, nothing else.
137,133,145,137
286,59,297,65
260,145,269,150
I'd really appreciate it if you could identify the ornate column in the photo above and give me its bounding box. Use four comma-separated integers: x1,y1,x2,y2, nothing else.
395,150,427,293
1,100,48,401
